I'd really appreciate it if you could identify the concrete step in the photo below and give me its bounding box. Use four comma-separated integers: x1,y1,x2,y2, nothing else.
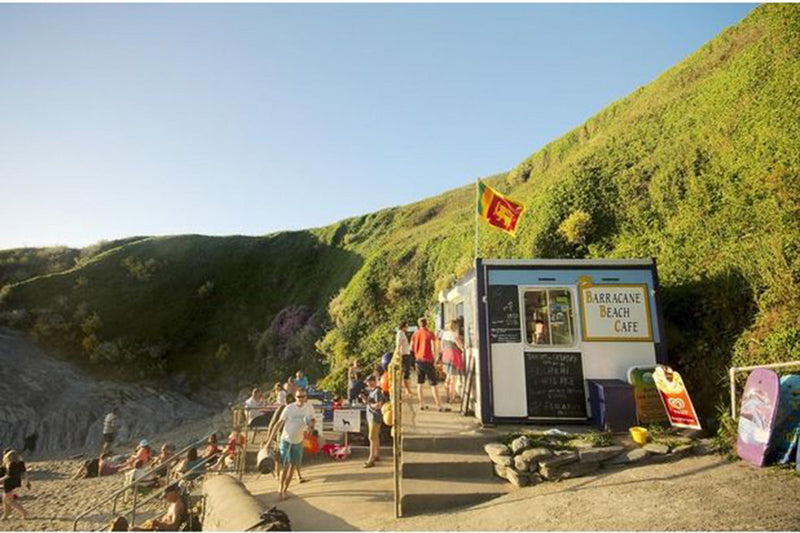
400,477,508,516
402,451,493,479
402,434,497,454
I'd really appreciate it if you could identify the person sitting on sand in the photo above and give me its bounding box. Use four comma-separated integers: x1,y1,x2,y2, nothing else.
201,435,221,466
1,450,31,520
125,459,159,489
152,444,176,479
213,430,245,472
173,448,205,481
124,440,152,470
99,453,123,476
112,483,186,531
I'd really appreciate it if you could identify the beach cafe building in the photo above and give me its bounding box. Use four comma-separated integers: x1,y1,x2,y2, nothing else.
438,258,668,425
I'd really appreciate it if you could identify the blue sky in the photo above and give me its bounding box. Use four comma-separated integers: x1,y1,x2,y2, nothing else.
0,3,755,250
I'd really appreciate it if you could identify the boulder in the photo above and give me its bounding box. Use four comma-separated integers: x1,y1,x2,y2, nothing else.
670,444,694,459
578,445,625,463
494,463,508,479
489,453,514,467
506,467,530,487
541,459,600,481
514,455,530,472
643,443,670,455
538,450,578,470
604,448,650,466
692,438,716,456
510,435,532,454
484,443,511,456
519,447,553,464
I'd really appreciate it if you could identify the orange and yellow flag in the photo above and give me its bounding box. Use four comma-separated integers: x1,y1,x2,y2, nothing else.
477,181,525,236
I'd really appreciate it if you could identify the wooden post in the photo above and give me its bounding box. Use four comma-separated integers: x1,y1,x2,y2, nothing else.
392,361,403,518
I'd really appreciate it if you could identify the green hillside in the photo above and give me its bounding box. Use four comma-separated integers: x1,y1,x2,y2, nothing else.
2,4,799,426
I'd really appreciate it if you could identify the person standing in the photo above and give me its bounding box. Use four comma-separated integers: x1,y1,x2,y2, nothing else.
440,320,466,404
294,371,309,391
363,375,384,468
276,390,315,500
245,388,271,427
347,360,361,405
395,322,414,396
410,317,443,411
102,408,120,454
1,450,30,520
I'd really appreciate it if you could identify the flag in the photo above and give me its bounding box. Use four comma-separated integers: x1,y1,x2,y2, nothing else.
477,181,525,236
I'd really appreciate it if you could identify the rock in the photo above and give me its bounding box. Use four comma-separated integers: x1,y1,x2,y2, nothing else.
529,473,543,485
514,455,530,472
604,448,650,466
538,450,578,470
494,463,508,479
484,443,511,456
519,447,553,464
489,453,514,467
578,445,625,463
693,438,717,456
541,459,600,480
643,443,670,455
671,444,694,459
506,467,530,487
510,435,532,454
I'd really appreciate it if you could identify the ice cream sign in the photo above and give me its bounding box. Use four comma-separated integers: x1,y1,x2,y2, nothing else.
579,278,653,341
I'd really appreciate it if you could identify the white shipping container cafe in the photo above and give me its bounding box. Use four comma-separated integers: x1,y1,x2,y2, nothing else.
438,258,668,425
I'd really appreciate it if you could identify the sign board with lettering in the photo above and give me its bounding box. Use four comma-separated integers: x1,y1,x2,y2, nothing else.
487,285,522,344
652,366,701,430
524,352,587,419
579,283,653,341
627,366,669,424
313,412,325,438
333,409,361,433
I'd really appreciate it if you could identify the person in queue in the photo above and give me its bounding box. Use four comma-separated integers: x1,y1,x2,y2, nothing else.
440,319,466,403
410,317,444,411
395,322,414,396
363,375,385,468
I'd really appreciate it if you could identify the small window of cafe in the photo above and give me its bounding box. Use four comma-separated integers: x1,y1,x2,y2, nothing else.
438,258,668,425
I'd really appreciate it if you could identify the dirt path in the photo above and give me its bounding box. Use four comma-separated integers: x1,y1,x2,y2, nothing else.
246,454,800,531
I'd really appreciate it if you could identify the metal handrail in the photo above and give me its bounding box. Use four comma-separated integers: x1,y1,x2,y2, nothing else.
72,432,216,531
729,360,800,419
112,453,219,530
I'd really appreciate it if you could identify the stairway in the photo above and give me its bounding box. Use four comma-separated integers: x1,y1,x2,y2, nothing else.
400,434,508,516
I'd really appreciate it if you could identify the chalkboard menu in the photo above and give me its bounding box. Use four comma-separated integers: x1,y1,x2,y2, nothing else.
525,352,587,419
487,285,522,344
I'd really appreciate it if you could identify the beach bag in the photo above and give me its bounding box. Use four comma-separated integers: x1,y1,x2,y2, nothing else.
303,433,319,454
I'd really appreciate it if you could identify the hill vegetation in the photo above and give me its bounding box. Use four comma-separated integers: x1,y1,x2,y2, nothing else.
2,4,799,426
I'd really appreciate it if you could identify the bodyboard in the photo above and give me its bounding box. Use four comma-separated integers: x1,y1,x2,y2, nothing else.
737,368,780,467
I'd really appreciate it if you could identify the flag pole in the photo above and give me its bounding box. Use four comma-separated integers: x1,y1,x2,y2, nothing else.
475,178,480,262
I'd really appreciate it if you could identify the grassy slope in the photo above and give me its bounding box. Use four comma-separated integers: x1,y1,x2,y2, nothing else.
2,5,799,422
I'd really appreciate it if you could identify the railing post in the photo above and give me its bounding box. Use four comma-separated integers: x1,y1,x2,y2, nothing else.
392,360,403,518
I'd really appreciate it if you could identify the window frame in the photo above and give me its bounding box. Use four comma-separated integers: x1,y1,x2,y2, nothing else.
519,285,579,350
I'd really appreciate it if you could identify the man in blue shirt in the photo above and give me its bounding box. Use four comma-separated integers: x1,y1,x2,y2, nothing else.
294,371,309,391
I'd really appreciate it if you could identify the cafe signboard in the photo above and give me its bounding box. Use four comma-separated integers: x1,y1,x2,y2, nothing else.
579,278,652,342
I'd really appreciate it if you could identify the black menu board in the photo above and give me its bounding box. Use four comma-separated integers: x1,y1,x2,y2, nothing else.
487,285,521,344
525,352,587,419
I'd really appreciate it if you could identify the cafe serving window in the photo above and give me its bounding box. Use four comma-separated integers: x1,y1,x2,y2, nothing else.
523,288,576,347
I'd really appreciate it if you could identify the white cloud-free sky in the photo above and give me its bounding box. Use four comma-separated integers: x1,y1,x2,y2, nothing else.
0,3,755,249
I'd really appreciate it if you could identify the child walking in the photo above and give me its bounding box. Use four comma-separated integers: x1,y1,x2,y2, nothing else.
1,450,31,520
